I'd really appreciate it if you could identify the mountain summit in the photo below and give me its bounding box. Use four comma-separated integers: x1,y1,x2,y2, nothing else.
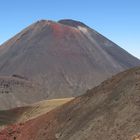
58,19,89,28
0,19,139,109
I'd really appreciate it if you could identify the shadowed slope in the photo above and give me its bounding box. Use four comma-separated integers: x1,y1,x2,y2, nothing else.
0,67,140,140
0,19,139,109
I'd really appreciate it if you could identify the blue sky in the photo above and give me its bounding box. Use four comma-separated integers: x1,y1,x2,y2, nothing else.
0,0,140,58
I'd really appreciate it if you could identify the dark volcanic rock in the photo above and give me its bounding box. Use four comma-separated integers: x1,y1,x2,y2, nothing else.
58,19,89,28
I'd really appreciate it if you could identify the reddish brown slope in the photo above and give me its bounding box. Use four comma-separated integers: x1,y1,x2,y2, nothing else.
1,67,140,140
0,19,139,109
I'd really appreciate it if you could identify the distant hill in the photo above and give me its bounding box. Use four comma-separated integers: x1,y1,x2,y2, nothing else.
0,76,46,109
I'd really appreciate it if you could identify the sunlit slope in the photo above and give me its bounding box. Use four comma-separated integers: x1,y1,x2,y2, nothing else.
18,98,74,122
0,98,73,129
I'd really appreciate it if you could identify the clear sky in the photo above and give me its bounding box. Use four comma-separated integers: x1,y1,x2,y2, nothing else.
0,0,140,58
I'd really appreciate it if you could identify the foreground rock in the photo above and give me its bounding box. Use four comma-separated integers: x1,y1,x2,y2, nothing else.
0,67,140,140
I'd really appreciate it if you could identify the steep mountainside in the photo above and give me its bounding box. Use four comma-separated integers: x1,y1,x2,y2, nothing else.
0,67,140,140
0,19,139,109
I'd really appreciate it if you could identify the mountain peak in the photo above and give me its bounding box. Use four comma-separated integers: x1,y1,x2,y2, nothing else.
34,19,55,26
0,18,140,110
36,19,53,23
58,19,89,28
33,19,89,29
